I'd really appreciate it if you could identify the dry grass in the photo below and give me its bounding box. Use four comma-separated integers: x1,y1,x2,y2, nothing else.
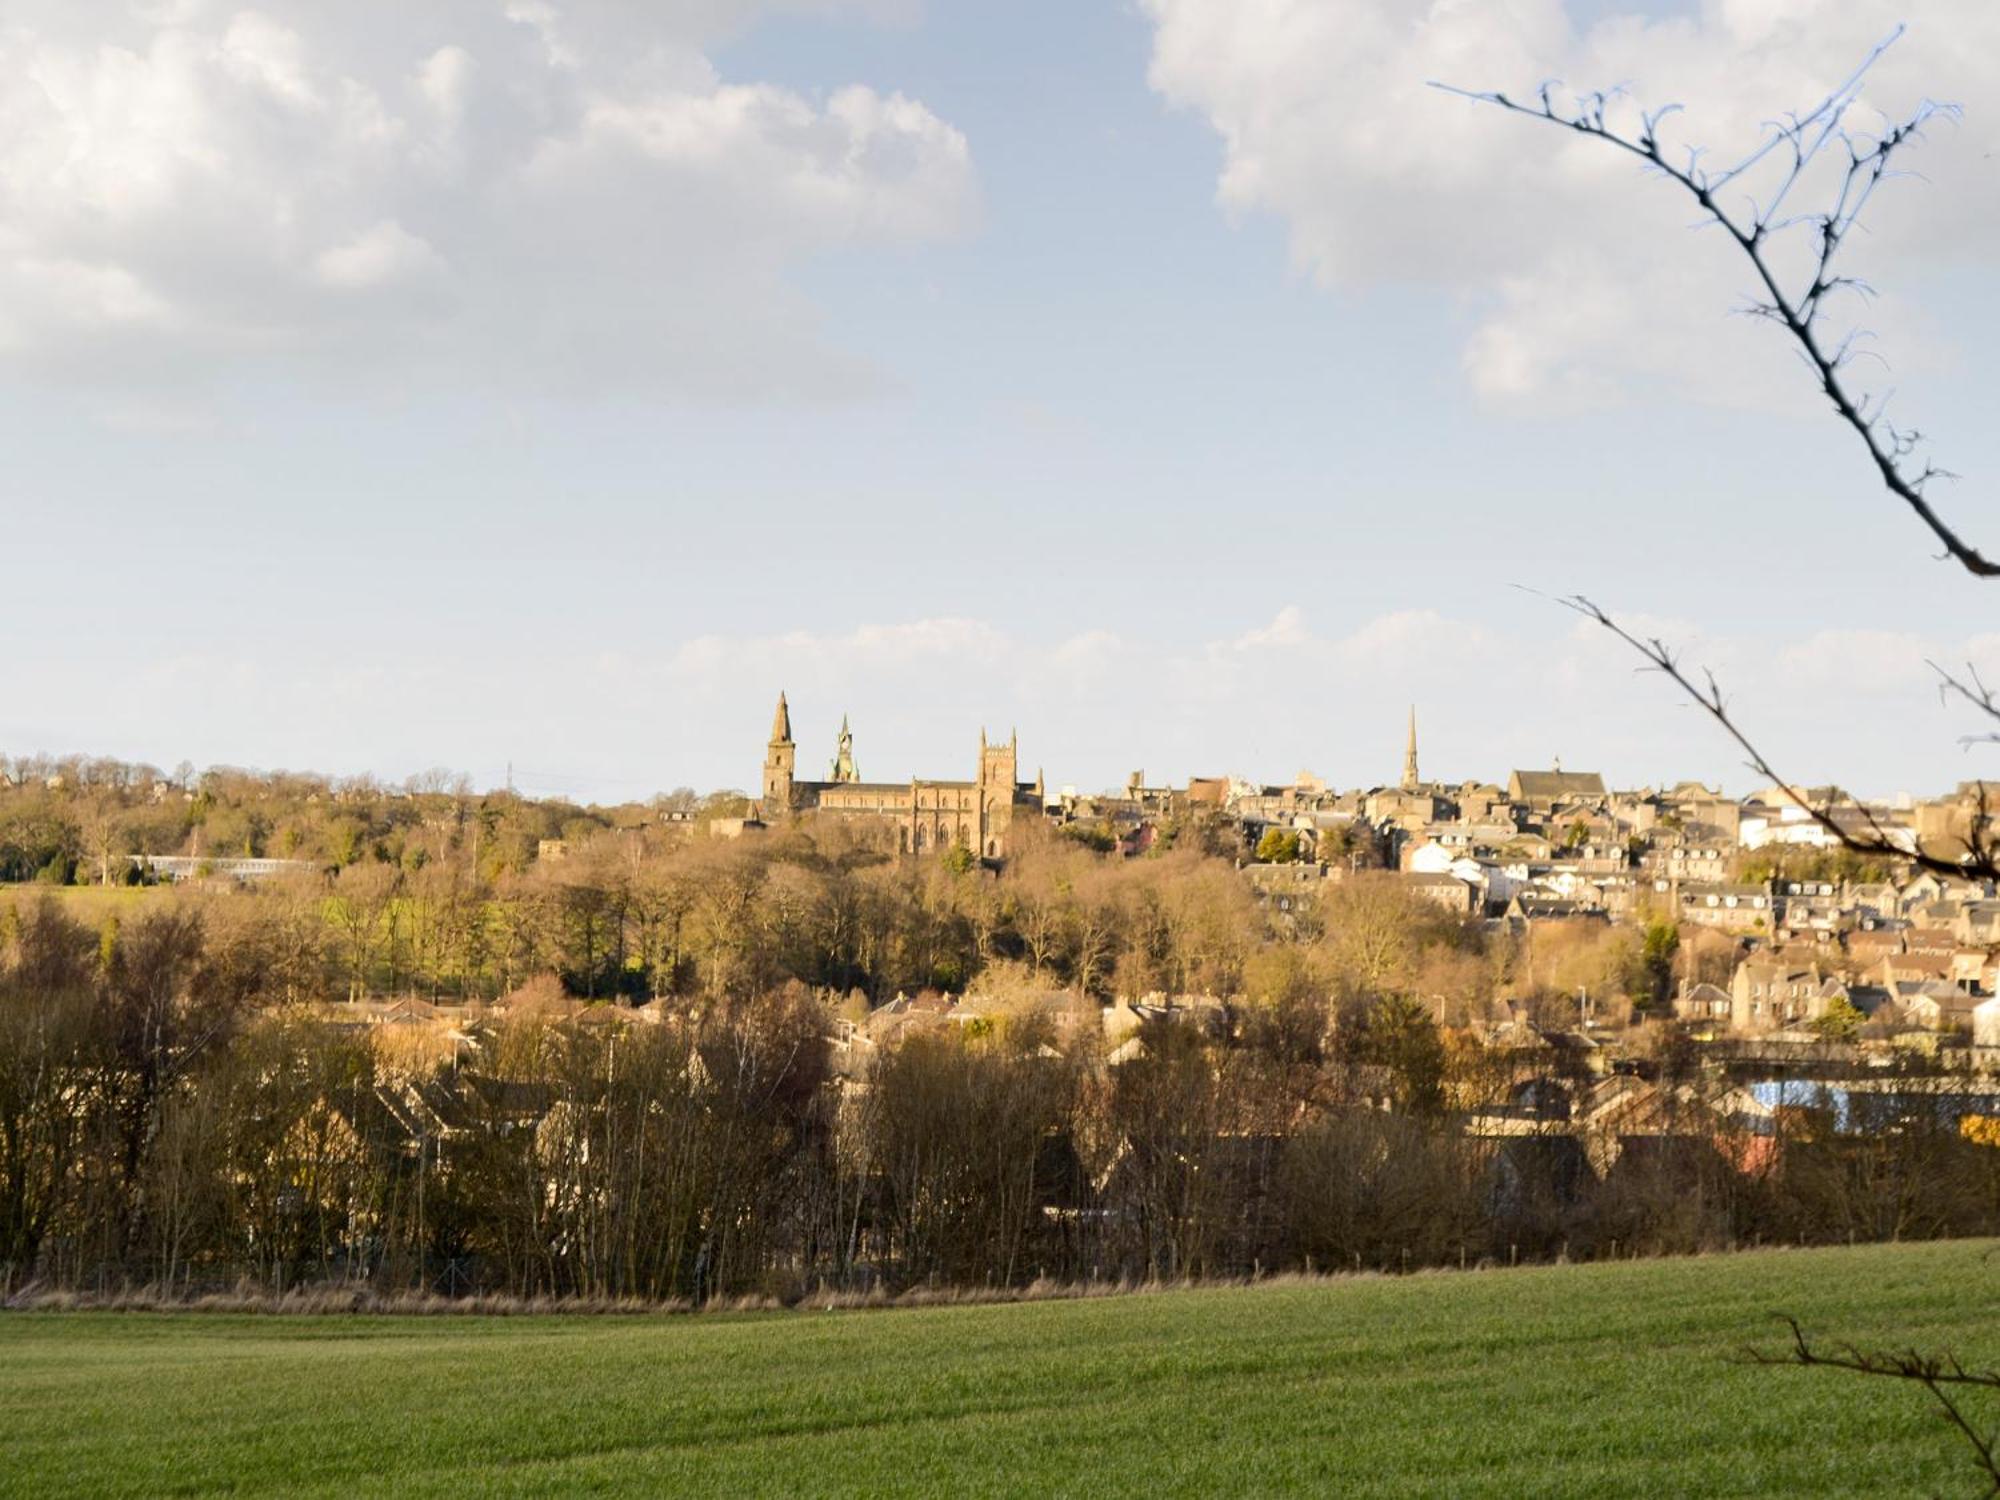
2,1267,1387,1318
1,1241,1874,1321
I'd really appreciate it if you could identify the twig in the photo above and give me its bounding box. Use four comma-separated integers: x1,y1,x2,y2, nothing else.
1935,662,2000,743
1562,594,2000,880
1750,1315,2000,1497
1436,30,1992,577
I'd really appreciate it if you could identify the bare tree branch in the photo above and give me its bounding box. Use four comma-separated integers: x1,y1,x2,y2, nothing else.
1436,29,1992,577
1750,1316,2000,1497
1561,593,2000,880
1934,661,2000,743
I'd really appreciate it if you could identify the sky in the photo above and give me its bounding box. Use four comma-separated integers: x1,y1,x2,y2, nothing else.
4,0,1999,804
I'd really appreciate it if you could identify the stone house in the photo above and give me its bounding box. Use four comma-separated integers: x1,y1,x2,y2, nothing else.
1400,871,1477,916
1730,956,1827,1033
1679,882,1776,934
1672,981,1733,1027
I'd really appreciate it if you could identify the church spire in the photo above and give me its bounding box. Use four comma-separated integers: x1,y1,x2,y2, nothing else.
1401,706,1420,790
830,714,858,783
770,691,793,746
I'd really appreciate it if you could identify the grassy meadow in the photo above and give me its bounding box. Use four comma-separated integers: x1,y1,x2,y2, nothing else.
3,1240,1997,1498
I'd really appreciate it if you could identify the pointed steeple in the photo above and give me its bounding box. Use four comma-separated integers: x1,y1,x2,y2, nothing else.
762,692,797,818
831,714,858,783
1401,706,1421,791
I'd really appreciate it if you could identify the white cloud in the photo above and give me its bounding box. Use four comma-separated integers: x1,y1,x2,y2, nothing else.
1329,609,1483,668
218,12,320,108
0,1,976,396
1778,628,1931,692
1230,605,1309,651
1142,0,2000,407
312,221,445,289
668,617,1011,685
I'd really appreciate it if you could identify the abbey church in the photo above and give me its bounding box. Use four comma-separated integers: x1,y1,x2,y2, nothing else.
760,694,1044,859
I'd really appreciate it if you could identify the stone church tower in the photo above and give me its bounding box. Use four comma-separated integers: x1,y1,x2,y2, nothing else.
762,692,796,817
1401,707,1421,791
976,729,1019,859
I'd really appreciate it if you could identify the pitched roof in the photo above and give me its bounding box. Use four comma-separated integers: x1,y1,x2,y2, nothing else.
1510,769,1609,800
1846,984,1894,1016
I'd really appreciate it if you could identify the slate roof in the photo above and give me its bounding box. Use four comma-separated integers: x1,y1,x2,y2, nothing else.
1510,769,1609,801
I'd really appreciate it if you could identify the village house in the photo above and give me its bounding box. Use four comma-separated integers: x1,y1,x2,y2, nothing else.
1659,839,1733,883
1899,984,1981,1033
1660,782,1743,840
1400,871,1478,916
1771,880,1843,939
1730,955,1827,1033
1678,881,1775,934
1672,981,1733,1028
1241,860,1334,923
1507,767,1609,814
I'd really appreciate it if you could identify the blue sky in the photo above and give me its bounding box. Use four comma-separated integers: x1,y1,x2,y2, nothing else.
3,0,1998,802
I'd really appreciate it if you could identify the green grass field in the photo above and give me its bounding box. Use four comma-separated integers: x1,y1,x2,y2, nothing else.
4,1241,1997,1498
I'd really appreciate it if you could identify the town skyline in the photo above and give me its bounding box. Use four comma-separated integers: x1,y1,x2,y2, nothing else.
4,683,1988,813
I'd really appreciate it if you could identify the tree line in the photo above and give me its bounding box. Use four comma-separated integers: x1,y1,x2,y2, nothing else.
0,754,735,886
4,801,1711,1020
5,891,1996,1303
